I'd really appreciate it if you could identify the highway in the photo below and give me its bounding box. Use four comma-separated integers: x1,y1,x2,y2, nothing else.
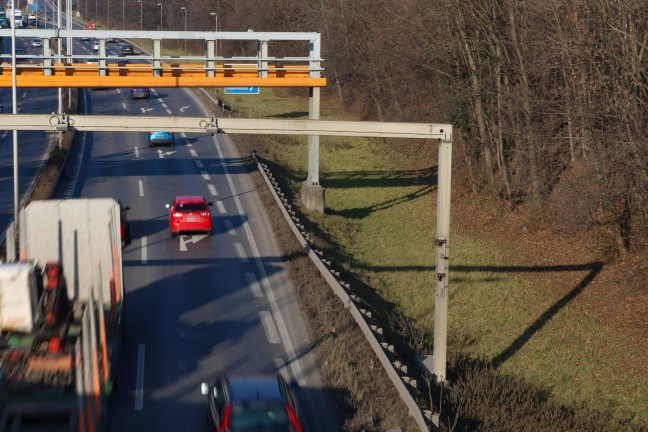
0,9,340,430
52,48,338,431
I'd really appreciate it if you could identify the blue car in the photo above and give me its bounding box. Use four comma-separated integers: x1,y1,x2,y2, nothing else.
147,131,174,147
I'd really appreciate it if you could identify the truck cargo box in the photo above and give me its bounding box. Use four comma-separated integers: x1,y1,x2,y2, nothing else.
19,199,124,306
0,262,40,333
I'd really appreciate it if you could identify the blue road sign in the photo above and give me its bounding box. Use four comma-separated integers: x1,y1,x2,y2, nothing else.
224,87,259,95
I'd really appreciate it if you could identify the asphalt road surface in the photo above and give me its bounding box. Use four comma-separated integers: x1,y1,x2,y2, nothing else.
56,84,338,431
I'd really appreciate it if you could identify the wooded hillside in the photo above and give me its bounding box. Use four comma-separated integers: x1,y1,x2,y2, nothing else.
208,0,648,261
95,0,648,260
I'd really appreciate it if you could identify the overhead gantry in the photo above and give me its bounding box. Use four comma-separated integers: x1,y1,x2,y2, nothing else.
0,28,327,211
0,29,325,88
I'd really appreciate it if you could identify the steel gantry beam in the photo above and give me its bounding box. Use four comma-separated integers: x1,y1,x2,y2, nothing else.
0,115,451,139
0,29,325,88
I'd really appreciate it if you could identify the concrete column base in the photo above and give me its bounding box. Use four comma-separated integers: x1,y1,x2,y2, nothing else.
301,181,325,214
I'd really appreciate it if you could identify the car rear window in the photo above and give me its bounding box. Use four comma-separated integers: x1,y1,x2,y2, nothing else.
229,402,289,430
175,203,206,212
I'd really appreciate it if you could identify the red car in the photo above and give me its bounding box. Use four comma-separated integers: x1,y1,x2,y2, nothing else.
166,196,212,236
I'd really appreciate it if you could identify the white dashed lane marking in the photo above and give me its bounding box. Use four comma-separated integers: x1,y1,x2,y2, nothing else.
259,311,281,344
223,219,236,235
195,160,204,168
138,180,144,196
245,272,263,298
216,201,226,214
141,236,147,264
189,149,198,157
207,184,218,196
201,171,210,180
234,243,248,262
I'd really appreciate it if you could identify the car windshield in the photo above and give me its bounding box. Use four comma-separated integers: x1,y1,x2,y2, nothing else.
175,202,206,212
229,401,289,430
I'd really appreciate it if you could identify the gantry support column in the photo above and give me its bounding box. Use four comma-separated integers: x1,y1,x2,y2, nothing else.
432,138,453,384
301,86,325,213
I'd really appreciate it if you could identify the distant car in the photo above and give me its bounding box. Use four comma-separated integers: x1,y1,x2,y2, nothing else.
14,48,25,55
82,22,97,40
31,38,42,47
147,131,174,147
200,374,304,432
107,37,119,43
166,196,212,236
130,87,150,99
92,40,99,51
119,43,134,55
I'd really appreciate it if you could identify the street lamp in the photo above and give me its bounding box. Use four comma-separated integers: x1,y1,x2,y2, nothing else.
138,0,143,46
209,12,217,32
181,6,187,57
157,3,162,30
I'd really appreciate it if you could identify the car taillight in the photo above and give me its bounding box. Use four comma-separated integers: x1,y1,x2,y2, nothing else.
173,212,183,218
286,403,302,432
217,404,231,432
200,212,209,217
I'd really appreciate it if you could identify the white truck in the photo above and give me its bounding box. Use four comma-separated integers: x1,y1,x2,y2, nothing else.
0,198,125,431
10,9,21,27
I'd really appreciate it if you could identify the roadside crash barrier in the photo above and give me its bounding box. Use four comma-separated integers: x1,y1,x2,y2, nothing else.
251,151,437,432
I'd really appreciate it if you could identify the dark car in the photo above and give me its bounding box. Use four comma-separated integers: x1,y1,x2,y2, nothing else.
166,196,212,236
119,201,131,248
119,43,134,55
130,87,150,99
200,374,303,432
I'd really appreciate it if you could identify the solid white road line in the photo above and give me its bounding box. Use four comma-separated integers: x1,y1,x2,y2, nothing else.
216,201,226,214
223,219,236,235
212,138,307,386
260,311,281,344
138,180,144,196
141,236,147,264
245,272,263,298
134,344,145,410
234,243,248,262
207,184,218,196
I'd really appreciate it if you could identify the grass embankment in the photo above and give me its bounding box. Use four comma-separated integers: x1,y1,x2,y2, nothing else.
211,87,647,430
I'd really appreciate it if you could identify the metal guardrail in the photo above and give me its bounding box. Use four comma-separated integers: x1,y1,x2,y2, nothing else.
251,151,434,431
